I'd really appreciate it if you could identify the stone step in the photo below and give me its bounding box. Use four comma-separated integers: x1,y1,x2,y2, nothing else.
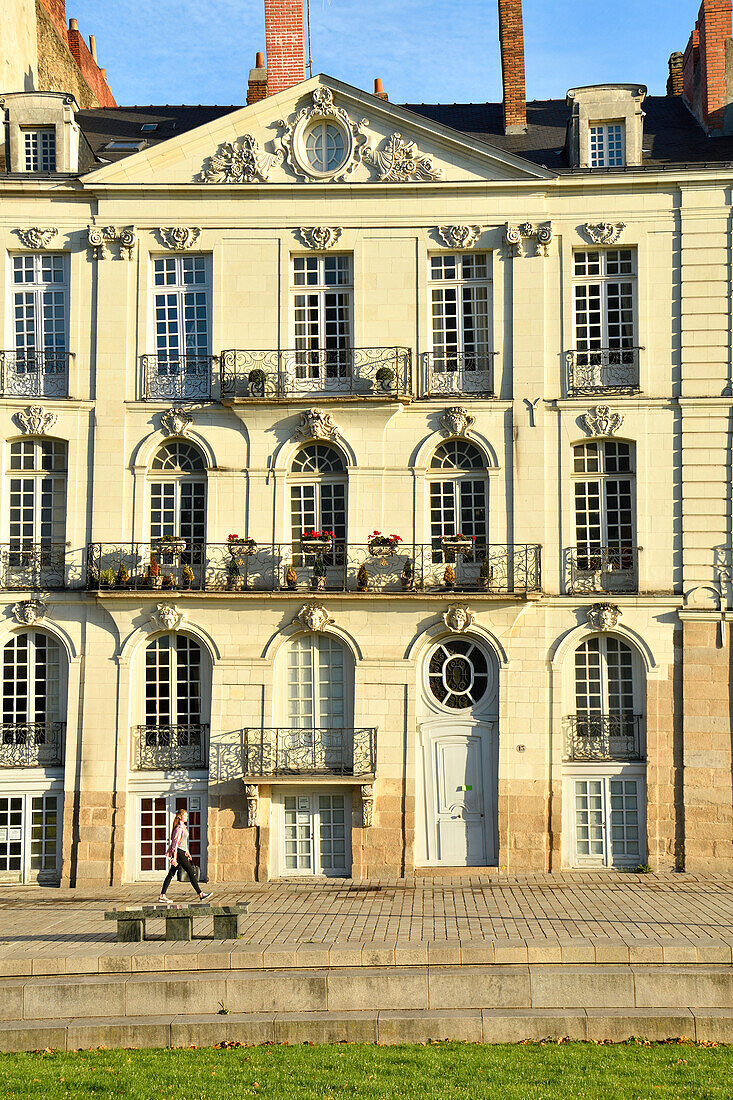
2,1007,733,1052
2,964,733,1025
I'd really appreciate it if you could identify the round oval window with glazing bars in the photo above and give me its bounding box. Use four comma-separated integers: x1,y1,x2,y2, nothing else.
305,121,347,174
427,639,489,710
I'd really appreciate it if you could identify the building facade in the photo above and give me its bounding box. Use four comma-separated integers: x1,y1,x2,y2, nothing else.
0,0,732,886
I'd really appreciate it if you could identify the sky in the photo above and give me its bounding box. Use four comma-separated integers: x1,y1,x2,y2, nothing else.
67,0,695,106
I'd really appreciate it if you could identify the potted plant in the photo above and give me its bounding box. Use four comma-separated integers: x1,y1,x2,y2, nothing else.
162,572,175,590
181,563,195,590
441,533,476,558
115,564,130,588
99,567,116,589
375,365,395,391
227,533,257,560
357,563,369,591
248,367,267,396
478,556,492,590
227,557,244,591
443,563,456,590
285,564,297,590
367,530,403,557
148,554,162,589
156,533,187,561
401,559,413,591
301,529,334,554
311,552,326,590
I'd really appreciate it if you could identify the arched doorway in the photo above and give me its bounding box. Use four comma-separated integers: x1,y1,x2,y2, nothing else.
416,636,499,866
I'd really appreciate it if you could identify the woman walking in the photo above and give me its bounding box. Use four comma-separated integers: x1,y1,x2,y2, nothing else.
158,807,213,903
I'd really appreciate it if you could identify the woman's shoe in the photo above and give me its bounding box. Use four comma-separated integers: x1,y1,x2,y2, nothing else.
157,894,169,903
199,891,213,902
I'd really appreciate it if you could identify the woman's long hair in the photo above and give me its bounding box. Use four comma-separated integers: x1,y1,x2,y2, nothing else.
171,807,187,831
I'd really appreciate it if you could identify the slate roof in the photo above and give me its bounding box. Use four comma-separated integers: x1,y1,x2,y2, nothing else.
75,95,733,174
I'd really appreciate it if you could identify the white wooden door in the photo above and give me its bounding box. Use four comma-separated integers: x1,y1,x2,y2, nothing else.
423,723,497,866
281,791,351,876
573,776,643,867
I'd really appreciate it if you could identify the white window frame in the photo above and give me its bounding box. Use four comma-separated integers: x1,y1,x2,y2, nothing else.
10,253,68,355
589,122,624,168
149,256,211,400
573,635,639,719
572,439,635,554
563,766,645,868
429,252,492,359
0,786,63,883
572,248,637,354
148,441,207,544
290,255,353,390
23,128,56,172
288,443,348,552
427,440,489,561
132,790,207,881
144,634,205,728
276,788,352,877
2,630,63,727
6,438,67,547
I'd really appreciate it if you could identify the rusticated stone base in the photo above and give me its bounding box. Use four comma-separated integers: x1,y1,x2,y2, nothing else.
500,779,550,871
62,789,118,887
207,781,265,882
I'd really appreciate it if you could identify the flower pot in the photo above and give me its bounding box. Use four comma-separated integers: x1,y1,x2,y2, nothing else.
302,538,333,555
151,576,163,589
228,576,245,591
311,576,326,590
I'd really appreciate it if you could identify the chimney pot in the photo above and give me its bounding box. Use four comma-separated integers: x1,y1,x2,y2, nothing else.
89,34,97,61
498,0,528,134
374,77,388,100
256,51,265,68
667,51,684,96
68,17,78,31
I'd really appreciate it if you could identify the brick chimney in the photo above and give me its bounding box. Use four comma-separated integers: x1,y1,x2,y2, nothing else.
667,52,684,95
247,52,268,104
680,0,733,133
498,0,527,133
264,0,306,96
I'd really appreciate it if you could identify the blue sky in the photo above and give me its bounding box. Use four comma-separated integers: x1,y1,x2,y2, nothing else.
69,0,694,106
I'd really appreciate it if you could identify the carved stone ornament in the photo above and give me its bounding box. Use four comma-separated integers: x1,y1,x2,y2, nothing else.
11,600,47,626
437,225,482,249
298,227,343,250
15,227,58,249
160,407,193,437
244,783,259,828
361,784,374,828
199,133,282,184
293,407,341,443
151,603,183,631
14,405,57,435
443,603,476,633
582,404,624,437
278,87,368,183
366,132,442,182
87,225,117,259
118,226,137,260
157,227,201,250
583,222,626,245
505,221,553,258
440,406,475,437
586,603,621,630
296,604,334,633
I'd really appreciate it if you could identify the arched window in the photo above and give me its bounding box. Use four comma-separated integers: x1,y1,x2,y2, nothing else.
149,441,206,546
572,441,635,580
6,439,67,586
1,631,64,765
289,443,347,555
428,440,487,558
140,634,208,768
571,635,642,759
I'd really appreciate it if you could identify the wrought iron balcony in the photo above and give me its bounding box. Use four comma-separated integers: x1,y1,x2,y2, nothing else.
0,544,70,590
220,347,411,400
225,727,377,778
564,714,643,761
142,354,217,400
566,347,642,395
0,350,70,398
0,722,64,767
567,545,639,594
424,353,496,397
135,724,208,770
87,542,541,596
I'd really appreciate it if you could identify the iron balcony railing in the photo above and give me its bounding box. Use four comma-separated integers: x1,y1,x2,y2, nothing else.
567,545,639,594
220,347,412,400
0,350,71,398
0,722,65,767
237,727,377,778
564,714,644,762
0,544,71,590
87,542,541,595
135,724,208,770
566,347,642,395
142,354,218,401
424,352,497,397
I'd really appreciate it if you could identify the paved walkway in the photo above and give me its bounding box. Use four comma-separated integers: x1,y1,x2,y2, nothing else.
1,873,733,973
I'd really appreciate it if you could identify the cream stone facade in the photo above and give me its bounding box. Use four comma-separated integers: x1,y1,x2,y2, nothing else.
2,19,733,884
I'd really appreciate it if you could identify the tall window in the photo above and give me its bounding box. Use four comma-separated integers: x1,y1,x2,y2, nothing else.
287,635,348,729
573,249,636,359
573,440,634,572
290,443,347,554
575,637,635,721
429,253,492,393
144,635,202,727
23,129,56,172
8,439,67,548
429,440,488,560
11,254,68,396
2,632,61,727
589,123,624,167
149,441,206,545
150,256,210,399
292,255,352,391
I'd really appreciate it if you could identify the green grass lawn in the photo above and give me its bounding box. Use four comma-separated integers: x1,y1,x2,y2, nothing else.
1,1041,733,1099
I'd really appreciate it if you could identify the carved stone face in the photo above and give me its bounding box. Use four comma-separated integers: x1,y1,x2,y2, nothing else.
440,407,475,438
154,604,181,630
12,601,45,626
443,604,475,633
297,605,332,632
586,603,621,631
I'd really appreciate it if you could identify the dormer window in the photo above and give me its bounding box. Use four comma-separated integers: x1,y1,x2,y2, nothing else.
23,129,56,173
589,123,624,168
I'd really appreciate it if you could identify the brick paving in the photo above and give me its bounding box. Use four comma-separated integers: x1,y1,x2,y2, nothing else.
0,873,732,973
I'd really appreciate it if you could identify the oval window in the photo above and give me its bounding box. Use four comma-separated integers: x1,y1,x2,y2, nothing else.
428,639,489,709
305,121,347,174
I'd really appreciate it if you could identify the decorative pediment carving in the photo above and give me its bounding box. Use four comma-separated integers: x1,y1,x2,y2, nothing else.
293,408,341,442
298,227,342,250
437,225,482,249
582,404,624,437
16,228,58,249
199,133,282,184
361,784,374,828
11,600,47,626
442,604,476,633
157,227,202,250
160,407,193,437
586,603,621,630
14,405,57,435
278,88,368,183
505,221,553,258
583,222,626,245
295,605,334,632
151,604,182,631
440,407,475,437
87,225,117,259
366,132,442,182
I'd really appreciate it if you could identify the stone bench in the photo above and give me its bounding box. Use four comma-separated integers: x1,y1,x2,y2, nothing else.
104,903,250,942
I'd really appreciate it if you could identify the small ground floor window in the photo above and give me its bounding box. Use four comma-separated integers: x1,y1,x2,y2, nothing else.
132,790,207,881
276,789,351,877
564,767,645,868
0,788,61,884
